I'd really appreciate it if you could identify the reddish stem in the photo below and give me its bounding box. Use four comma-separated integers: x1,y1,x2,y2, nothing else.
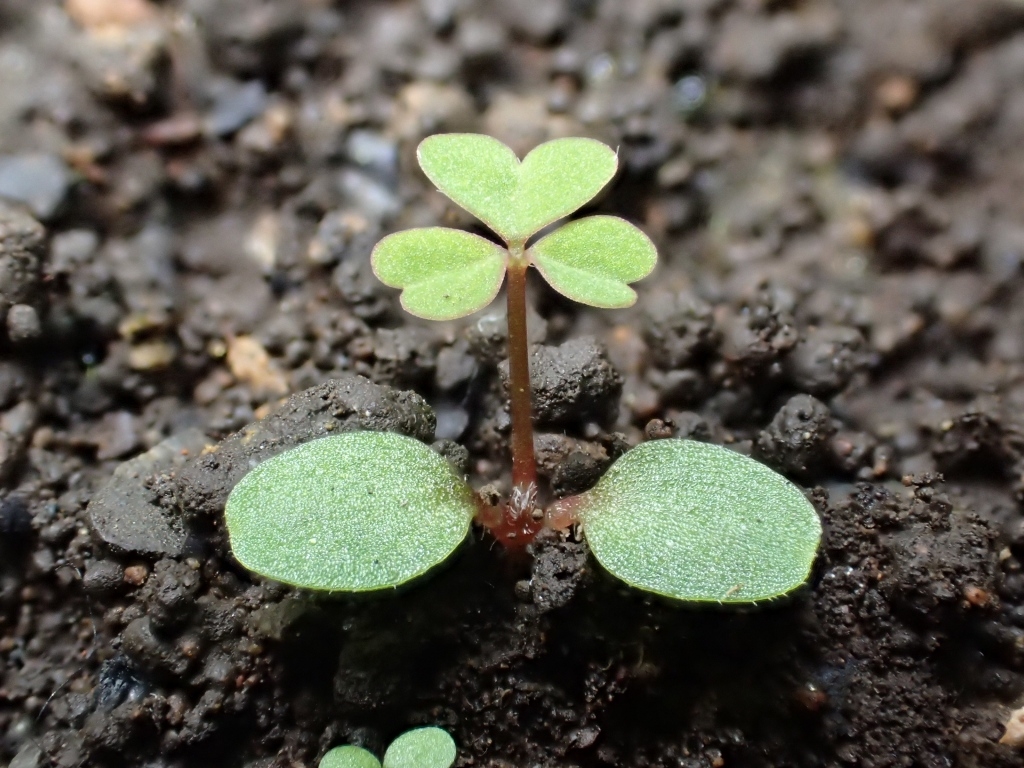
477,245,545,547
545,494,584,532
505,247,537,491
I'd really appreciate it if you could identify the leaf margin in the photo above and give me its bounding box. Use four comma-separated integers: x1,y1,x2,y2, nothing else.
370,226,508,320
577,438,822,604
528,215,657,309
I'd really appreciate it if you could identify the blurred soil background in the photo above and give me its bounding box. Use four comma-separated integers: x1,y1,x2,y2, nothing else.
4,0,1024,766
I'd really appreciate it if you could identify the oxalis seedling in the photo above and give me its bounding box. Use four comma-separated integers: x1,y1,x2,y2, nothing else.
320,726,456,768
225,133,822,603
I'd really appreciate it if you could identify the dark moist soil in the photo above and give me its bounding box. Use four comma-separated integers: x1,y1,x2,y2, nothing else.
4,0,1024,766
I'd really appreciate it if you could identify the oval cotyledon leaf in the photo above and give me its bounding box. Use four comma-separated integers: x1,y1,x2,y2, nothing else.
320,746,381,768
383,728,457,768
225,432,477,592
578,439,821,603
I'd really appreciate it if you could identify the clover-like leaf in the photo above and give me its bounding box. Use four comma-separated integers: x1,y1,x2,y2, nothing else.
417,134,618,244
383,728,457,768
320,746,382,768
225,432,476,592
371,227,507,320
529,216,656,308
578,439,821,603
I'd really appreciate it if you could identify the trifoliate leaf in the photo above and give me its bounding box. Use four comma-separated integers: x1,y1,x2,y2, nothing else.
383,728,457,768
371,227,507,320
320,746,382,768
417,134,618,244
529,216,656,308
579,439,821,603
225,432,476,592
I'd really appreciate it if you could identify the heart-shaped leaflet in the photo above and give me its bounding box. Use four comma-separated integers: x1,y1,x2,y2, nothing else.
417,134,618,244
528,215,657,308
371,227,507,320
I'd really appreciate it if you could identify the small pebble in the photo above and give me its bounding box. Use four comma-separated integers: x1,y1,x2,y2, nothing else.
0,494,32,539
9,742,41,768
755,394,835,476
786,325,866,395
876,74,918,114
345,130,398,184
6,304,41,342
307,211,374,267
124,563,150,586
963,584,990,608
75,20,168,108
434,405,469,441
0,401,38,484
1000,704,1024,747
129,340,176,370
0,154,73,220
94,410,141,461
83,559,126,595
672,74,707,115
337,169,400,220
226,335,289,398
205,80,269,138
50,229,99,273
644,418,674,441
66,0,156,30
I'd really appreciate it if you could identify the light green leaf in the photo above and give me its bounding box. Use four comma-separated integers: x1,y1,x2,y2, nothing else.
579,439,821,603
371,228,507,320
529,216,656,308
320,746,382,768
225,432,476,592
383,728,457,768
418,135,518,240
417,134,618,243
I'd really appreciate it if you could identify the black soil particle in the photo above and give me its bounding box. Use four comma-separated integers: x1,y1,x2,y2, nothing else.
755,394,836,478
499,337,622,429
173,376,436,523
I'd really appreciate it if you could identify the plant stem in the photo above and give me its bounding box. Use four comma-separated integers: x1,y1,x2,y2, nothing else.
505,244,537,492
476,243,544,547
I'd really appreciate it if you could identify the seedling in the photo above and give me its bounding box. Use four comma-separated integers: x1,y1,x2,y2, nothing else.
225,134,821,602
320,727,456,768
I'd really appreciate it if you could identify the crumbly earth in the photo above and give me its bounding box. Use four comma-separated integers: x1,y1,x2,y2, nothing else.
2,0,1024,766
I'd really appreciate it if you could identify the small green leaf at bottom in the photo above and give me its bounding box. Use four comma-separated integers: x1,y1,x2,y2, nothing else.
320,746,382,768
383,727,457,768
529,216,656,308
225,432,477,592
371,227,507,320
578,439,821,603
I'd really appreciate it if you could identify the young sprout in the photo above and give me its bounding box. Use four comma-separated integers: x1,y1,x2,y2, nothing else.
320,727,456,768
223,133,821,604
372,134,656,544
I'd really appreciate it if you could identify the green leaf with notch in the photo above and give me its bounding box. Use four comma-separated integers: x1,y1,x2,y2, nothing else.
371,227,507,320
383,728,457,768
417,134,618,243
578,439,821,603
225,432,477,592
320,746,382,768
529,215,656,308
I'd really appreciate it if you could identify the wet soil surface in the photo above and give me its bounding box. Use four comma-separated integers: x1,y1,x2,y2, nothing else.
4,0,1024,766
